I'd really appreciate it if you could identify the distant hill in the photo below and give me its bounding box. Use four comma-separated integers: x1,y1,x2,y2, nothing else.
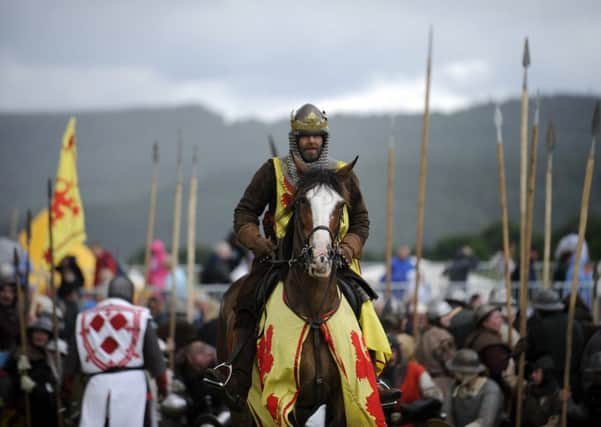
1,95,599,260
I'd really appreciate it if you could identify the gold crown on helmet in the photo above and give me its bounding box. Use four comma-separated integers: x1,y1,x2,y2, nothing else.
290,108,328,132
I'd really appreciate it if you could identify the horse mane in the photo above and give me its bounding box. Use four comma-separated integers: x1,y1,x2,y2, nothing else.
280,168,350,261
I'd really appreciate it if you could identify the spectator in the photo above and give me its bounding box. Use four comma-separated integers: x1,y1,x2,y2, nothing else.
90,242,118,287
201,241,233,284
148,239,170,290
443,246,478,283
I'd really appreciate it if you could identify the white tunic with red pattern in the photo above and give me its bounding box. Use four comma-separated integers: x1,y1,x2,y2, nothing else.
75,298,151,427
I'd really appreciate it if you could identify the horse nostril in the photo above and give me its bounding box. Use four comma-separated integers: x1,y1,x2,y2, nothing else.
320,255,326,263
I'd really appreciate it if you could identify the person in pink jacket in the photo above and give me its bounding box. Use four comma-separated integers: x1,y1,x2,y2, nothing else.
148,240,169,290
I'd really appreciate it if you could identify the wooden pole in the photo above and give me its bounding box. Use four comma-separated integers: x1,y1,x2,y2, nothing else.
524,95,541,294
543,123,555,288
560,101,599,427
47,179,64,427
143,142,159,287
494,106,514,347
412,27,433,338
13,249,31,427
186,146,199,323
385,117,395,300
593,261,600,325
169,132,184,372
515,37,530,427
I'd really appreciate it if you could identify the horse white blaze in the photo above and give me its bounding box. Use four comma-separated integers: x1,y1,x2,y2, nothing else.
306,185,343,278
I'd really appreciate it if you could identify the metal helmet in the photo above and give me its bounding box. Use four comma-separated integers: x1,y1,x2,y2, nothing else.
446,349,486,374
28,315,54,335
474,304,500,326
531,288,564,312
426,300,453,322
488,288,517,307
287,103,331,184
107,276,135,302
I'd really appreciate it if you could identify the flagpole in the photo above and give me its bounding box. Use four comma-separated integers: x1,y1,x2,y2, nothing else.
13,249,31,427
385,116,395,300
412,27,433,338
494,106,514,347
543,122,555,288
515,38,530,427
143,142,159,288
47,179,64,427
169,131,184,372
186,145,199,323
561,101,599,427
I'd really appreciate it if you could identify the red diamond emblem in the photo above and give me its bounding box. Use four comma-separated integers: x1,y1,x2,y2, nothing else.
110,313,127,330
101,336,119,354
90,314,105,332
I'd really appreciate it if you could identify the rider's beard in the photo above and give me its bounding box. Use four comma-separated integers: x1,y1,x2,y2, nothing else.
299,146,322,163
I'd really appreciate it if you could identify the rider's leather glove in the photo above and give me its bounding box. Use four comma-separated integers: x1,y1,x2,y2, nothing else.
238,224,276,257
338,233,364,267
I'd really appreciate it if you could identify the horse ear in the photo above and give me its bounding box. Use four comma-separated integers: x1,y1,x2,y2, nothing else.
337,156,359,180
292,154,309,176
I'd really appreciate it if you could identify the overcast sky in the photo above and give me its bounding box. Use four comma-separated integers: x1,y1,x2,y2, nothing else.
1,0,600,121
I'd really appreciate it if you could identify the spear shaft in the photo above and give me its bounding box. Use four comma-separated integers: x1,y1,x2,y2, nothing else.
412,27,433,338
14,249,31,427
47,179,64,427
385,117,395,299
515,37,530,427
186,146,199,323
169,133,184,372
543,123,555,288
560,101,599,427
494,106,514,347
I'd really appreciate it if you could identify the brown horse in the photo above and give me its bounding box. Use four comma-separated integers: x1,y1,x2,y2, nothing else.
217,158,359,426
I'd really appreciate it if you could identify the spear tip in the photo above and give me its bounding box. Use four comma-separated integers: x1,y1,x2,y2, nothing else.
47,178,52,199
522,37,530,68
193,145,198,164
546,120,555,151
593,101,600,136
153,141,159,163
494,105,503,128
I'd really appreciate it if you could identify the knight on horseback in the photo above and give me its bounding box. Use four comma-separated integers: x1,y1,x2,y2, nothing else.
205,103,394,421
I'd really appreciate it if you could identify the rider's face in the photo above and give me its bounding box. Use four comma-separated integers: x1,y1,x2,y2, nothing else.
298,135,323,163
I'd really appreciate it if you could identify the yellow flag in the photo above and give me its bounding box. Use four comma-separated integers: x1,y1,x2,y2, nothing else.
45,117,87,264
18,117,87,291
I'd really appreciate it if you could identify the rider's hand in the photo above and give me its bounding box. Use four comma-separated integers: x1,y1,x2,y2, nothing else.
338,243,353,267
252,237,276,258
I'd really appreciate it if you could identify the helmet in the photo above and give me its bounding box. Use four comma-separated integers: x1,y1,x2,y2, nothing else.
107,276,135,302
426,300,453,322
474,304,500,325
289,104,329,140
531,289,564,312
446,349,485,374
488,288,517,307
28,315,54,335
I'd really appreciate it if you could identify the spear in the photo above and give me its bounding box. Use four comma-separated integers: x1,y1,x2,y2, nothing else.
412,27,433,338
143,142,159,288
384,116,395,300
47,179,64,427
494,106,514,347
561,101,599,427
593,261,600,325
13,249,31,427
543,122,555,288
168,131,184,372
186,145,199,323
268,134,279,158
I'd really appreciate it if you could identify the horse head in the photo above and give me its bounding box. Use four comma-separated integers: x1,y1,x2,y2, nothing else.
290,155,358,278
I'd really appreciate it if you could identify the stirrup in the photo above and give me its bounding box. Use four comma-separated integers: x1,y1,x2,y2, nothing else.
203,362,233,388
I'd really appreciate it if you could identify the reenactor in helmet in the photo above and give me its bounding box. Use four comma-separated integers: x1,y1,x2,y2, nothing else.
442,349,504,427
205,103,391,410
414,300,456,398
444,287,475,349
